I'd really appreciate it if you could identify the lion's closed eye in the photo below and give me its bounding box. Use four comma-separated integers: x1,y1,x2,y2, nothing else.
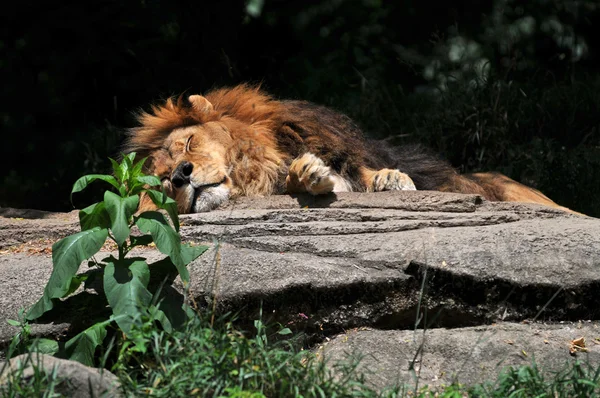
185,135,194,153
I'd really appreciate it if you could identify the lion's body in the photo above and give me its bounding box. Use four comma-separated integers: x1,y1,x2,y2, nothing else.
125,84,577,214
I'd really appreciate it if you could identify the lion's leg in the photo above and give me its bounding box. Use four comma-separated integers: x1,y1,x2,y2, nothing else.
360,167,416,192
286,153,352,195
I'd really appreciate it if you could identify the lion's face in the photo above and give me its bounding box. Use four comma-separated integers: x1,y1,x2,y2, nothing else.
150,122,234,213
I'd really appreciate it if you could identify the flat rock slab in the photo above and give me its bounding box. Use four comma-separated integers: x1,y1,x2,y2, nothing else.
1,191,599,385
182,191,600,330
321,322,600,390
0,208,79,250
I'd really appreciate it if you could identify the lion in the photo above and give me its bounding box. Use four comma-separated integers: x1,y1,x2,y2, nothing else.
124,84,577,215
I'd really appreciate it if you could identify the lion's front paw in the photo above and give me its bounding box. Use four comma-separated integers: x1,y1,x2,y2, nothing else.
286,153,337,195
370,168,416,191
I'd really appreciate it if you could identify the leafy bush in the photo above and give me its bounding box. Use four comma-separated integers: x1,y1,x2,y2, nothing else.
10,153,207,366
468,360,600,397
115,312,400,398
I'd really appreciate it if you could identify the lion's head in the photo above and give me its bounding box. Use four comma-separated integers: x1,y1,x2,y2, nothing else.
149,122,235,213
126,88,287,214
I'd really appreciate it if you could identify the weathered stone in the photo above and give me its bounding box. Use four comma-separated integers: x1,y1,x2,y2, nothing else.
0,208,79,249
1,191,599,389
0,353,122,397
320,322,600,390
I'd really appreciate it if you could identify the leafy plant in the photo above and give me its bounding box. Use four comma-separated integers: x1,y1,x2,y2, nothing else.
21,153,208,366
115,313,399,398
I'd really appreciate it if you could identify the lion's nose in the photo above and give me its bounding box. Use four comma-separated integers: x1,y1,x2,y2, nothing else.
172,161,194,188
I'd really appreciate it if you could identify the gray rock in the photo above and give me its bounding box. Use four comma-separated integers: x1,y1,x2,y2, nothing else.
0,353,122,397
0,208,79,249
320,322,600,391
1,191,599,389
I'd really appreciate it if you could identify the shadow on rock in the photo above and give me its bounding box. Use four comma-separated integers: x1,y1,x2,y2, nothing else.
289,192,339,208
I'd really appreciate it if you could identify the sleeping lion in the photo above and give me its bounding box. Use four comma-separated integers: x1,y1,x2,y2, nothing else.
125,84,576,215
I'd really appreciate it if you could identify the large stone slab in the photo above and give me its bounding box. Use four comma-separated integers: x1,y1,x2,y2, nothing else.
181,191,600,331
1,191,599,385
0,208,79,249
320,322,600,390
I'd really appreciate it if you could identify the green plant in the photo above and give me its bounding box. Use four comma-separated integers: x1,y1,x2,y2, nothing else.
115,312,401,398
467,360,600,397
19,153,208,366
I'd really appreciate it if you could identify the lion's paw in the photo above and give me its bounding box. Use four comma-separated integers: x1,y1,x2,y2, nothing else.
370,168,416,191
286,153,337,195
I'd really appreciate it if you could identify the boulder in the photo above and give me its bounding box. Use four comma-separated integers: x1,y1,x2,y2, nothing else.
0,353,122,397
1,191,599,388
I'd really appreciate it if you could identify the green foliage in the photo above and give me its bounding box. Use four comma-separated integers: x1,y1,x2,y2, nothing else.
6,310,34,358
114,313,403,398
20,153,208,366
111,311,600,397
26,228,109,319
467,360,600,397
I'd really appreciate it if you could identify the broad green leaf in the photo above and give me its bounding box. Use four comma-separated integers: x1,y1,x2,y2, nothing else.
145,189,180,231
109,157,123,183
147,256,194,330
26,227,109,320
127,157,155,194
79,202,111,230
130,234,153,248
131,156,149,178
29,338,60,355
64,274,88,297
130,175,161,196
104,191,139,246
70,174,120,202
124,152,136,165
179,244,209,283
103,256,152,335
121,153,135,183
277,327,292,335
6,319,20,327
109,157,128,196
135,212,182,266
181,243,209,263
136,175,161,187
148,305,173,333
153,294,194,330
135,212,198,284
63,318,113,366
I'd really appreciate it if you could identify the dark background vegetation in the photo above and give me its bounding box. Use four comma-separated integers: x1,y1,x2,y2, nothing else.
2,0,599,215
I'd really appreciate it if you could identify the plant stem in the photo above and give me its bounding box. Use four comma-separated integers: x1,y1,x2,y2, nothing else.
118,241,126,261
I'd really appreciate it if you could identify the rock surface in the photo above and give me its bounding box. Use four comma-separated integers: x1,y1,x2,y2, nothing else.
320,322,600,390
1,190,599,388
0,353,122,397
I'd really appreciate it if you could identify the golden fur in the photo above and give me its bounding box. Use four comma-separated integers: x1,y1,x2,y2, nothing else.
125,84,578,215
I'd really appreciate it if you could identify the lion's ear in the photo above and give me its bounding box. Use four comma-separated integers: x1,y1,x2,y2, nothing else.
188,95,214,113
